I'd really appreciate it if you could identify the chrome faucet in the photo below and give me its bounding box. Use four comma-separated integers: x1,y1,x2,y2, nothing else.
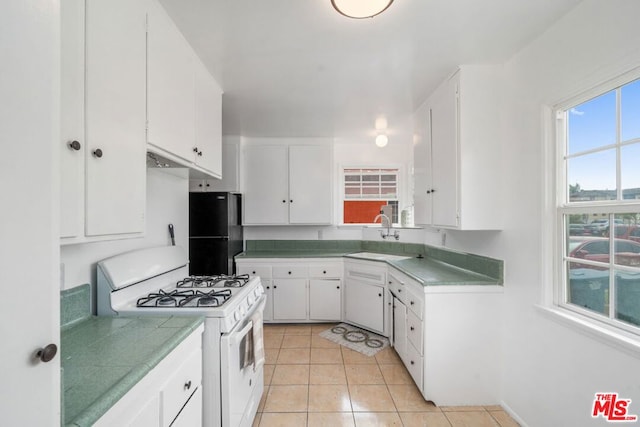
373,213,399,240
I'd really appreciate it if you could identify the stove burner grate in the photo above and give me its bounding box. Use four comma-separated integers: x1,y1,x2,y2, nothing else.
176,274,250,288
136,289,195,307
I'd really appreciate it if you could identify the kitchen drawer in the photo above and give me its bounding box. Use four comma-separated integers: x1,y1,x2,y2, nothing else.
273,265,308,278
238,265,272,279
405,341,423,390
161,349,202,427
406,289,423,320
308,263,342,278
407,309,423,354
388,273,407,305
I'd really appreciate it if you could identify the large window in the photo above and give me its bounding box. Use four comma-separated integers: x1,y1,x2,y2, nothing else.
342,167,399,224
558,75,640,333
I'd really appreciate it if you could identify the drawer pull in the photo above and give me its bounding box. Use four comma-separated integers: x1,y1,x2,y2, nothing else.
252,271,256,274
410,326,414,331
398,289,402,293
288,271,292,275
336,286,340,289
378,293,382,297
323,270,327,274
410,360,415,365
266,286,270,289
410,301,414,305
184,380,192,391
273,285,277,289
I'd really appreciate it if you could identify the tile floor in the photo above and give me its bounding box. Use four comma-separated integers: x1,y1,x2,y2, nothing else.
253,323,519,427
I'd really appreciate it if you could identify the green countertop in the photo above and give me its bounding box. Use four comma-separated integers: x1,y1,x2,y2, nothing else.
237,250,501,286
62,315,204,427
385,257,499,286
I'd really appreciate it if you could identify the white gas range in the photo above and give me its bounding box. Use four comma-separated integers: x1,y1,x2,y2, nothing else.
96,245,265,427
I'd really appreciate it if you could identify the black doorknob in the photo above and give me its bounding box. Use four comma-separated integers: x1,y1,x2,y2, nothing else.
36,344,57,363
92,148,103,158
68,140,81,151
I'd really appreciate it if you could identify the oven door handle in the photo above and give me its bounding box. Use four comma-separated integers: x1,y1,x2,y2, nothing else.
227,320,254,347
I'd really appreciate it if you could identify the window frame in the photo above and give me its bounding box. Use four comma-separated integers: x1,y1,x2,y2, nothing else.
338,164,405,226
553,69,640,337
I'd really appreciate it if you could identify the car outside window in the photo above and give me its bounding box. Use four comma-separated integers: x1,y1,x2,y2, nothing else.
558,75,640,332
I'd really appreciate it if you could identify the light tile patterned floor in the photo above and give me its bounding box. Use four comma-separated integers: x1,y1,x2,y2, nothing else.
253,323,520,427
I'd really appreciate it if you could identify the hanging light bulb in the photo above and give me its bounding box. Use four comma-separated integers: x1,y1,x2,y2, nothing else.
375,134,388,147
331,0,394,19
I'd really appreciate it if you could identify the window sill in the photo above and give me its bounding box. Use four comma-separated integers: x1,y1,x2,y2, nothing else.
536,305,640,358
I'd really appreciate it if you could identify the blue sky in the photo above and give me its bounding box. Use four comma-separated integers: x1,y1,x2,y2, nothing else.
567,79,640,192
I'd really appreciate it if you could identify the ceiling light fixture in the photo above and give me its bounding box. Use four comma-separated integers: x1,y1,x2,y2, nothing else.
375,134,388,147
331,0,394,19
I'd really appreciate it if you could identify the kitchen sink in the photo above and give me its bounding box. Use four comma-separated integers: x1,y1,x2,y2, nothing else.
347,252,412,261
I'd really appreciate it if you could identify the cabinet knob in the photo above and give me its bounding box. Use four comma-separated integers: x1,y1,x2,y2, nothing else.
184,380,192,390
35,344,57,363
426,190,431,194
290,199,293,203
336,286,340,289
282,200,286,203
197,151,203,156
266,286,270,289
68,140,81,151
193,147,199,153
398,289,402,293
410,360,415,365
198,183,203,187
206,183,210,187
431,188,436,193
92,148,103,158
252,271,256,274
410,301,414,305
288,271,291,275
323,270,327,274
378,293,382,297
410,326,415,331
273,285,277,289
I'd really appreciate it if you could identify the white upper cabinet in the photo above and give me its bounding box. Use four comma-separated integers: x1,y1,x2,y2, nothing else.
83,0,148,237
411,102,432,226
60,0,85,239
194,59,223,176
288,145,332,224
243,145,290,224
414,65,503,230
146,0,222,178
243,143,333,225
147,0,195,162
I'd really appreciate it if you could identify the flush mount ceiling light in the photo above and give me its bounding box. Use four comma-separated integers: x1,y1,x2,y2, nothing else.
331,0,394,19
375,134,388,147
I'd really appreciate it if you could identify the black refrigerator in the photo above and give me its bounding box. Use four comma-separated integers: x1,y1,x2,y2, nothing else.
189,192,243,275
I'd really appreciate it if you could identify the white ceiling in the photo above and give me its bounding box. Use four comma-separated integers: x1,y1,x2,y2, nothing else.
159,0,582,139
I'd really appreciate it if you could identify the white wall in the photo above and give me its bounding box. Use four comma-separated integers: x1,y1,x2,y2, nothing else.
60,168,189,304
437,1,640,425
244,135,415,241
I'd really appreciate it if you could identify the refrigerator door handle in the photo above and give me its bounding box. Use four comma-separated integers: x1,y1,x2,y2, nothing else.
190,236,230,240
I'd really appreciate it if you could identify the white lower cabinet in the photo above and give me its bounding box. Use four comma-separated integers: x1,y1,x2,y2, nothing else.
95,325,203,427
273,279,307,320
309,280,342,321
392,296,407,362
345,280,385,335
344,259,388,336
236,258,343,323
